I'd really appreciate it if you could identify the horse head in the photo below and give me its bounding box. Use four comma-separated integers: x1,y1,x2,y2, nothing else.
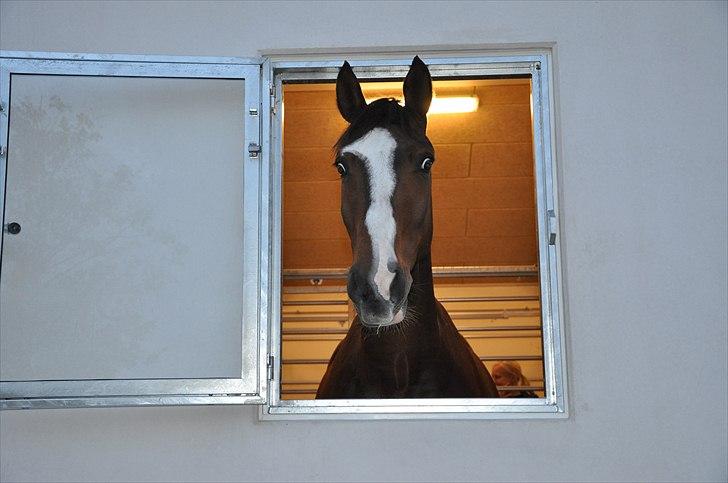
334,57,434,328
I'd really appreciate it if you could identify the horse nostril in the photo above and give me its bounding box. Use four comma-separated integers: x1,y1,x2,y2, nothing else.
347,267,373,305
388,267,408,307
347,280,362,305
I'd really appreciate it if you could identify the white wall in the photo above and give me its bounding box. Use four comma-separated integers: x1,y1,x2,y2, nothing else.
1,1,726,481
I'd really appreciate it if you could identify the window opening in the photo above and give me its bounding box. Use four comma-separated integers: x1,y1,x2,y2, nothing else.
265,54,566,418
280,77,545,400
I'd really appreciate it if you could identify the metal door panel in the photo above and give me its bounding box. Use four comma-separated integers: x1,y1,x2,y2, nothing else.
0,54,264,408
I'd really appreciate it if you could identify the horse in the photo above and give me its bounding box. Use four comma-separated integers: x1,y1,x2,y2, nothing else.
315,57,499,399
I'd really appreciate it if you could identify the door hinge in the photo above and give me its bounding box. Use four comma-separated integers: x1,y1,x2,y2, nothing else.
248,142,262,159
267,355,275,381
548,210,557,245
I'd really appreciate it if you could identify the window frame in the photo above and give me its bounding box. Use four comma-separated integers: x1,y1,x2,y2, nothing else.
0,51,268,409
261,52,568,420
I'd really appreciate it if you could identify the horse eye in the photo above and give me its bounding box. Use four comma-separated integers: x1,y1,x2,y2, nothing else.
336,162,347,176
420,158,434,172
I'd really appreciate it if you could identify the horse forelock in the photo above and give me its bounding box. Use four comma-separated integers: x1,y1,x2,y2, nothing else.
334,98,425,153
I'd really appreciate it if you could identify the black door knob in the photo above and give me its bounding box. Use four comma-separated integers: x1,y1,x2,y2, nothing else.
6,222,21,235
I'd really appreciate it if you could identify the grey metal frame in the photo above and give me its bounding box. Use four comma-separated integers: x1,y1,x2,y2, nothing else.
262,52,568,419
0,52,267,409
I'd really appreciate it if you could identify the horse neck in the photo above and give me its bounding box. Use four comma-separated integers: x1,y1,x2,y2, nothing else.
406,251,438,323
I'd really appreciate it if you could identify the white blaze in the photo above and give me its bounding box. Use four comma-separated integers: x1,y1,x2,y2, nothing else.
341,128,397,301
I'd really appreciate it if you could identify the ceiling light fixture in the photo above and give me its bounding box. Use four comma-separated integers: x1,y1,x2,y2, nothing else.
364,95,480,115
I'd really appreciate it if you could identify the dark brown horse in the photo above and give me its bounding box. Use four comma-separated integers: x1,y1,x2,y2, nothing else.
316,57,499,399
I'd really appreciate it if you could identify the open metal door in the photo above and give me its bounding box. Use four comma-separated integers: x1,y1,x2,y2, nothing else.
0,52,268,408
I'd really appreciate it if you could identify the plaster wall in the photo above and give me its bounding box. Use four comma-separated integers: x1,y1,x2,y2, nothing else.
1,1,726,481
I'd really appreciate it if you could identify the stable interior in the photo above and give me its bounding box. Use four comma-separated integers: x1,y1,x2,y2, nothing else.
281,77,544,399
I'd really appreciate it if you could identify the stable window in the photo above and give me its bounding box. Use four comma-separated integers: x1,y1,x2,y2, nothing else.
262,54,567,419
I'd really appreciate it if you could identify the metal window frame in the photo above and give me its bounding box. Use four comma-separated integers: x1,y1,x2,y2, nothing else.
261,51,568,420
0,51,268,409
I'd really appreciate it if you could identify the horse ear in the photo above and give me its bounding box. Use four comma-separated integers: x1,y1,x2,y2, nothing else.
404,56,432,118
336,61,367,123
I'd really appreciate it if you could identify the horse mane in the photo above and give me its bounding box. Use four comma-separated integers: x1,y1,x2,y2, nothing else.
334,98,427,151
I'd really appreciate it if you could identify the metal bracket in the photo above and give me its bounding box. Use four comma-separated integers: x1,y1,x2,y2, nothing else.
548,210,557,245
248,142,262,159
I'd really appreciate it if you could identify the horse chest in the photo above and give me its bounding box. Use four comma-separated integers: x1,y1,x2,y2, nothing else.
353,343,451,397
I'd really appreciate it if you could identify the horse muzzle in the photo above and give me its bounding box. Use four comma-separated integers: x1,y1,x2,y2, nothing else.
356,300,408,328
347,264,411,327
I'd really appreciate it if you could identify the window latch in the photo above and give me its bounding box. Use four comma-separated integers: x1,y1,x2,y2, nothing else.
267,355,275,381
248,142,262,159
548,210,557,245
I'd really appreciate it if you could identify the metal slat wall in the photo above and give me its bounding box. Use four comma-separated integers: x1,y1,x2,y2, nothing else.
280,267,545,399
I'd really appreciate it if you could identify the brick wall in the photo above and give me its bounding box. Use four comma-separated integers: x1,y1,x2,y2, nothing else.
282,79,537,269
